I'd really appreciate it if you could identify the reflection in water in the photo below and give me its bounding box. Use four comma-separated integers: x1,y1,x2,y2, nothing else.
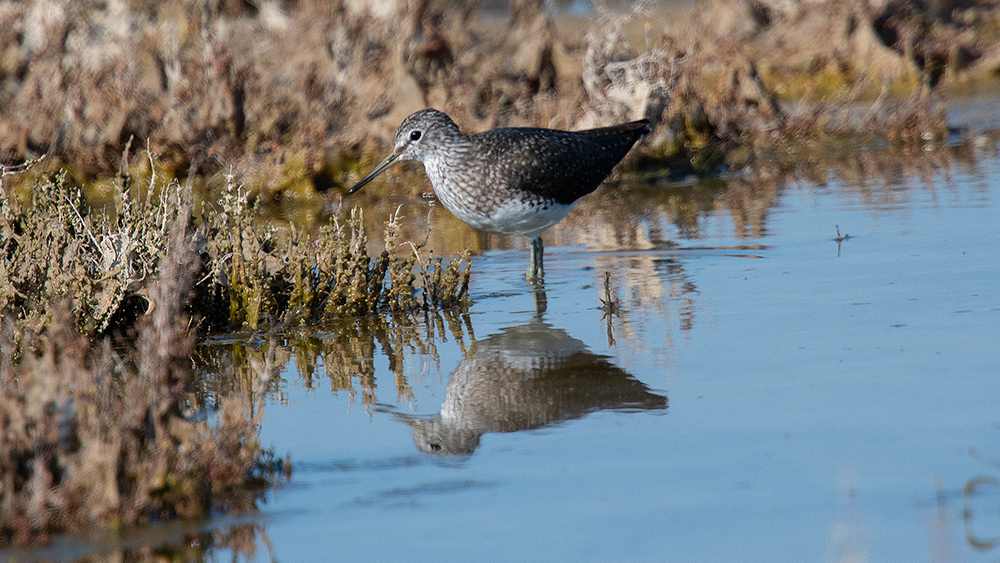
191,257,696,418
964,449,1000,551
192,311,476,413
193,303,669,458
407,321,667,456
964,475,1000,550
193,311,669,459
3,522,271,563
827,466,869,563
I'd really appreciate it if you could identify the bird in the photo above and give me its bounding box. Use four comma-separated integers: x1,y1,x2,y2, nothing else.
348,108,649,281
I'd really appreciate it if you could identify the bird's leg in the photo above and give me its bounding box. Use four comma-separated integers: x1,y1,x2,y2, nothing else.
532,282,547,316
527,236,544,282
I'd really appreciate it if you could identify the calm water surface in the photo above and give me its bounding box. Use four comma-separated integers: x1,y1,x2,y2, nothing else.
243,140,1000,562
7,138,1000,562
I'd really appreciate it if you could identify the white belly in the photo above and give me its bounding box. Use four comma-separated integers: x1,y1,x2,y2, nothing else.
424,153,575,238
438,190,572,238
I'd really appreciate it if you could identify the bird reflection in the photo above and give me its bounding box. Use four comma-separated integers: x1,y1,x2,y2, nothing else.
408,321,667,456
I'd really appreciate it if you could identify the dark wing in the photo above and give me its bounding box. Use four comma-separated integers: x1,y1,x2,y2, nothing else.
472,120,648,205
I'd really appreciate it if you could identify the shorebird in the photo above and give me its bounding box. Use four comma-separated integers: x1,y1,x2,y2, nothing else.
348,109,648,281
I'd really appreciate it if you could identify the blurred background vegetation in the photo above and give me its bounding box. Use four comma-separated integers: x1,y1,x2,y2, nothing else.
3,0,998,199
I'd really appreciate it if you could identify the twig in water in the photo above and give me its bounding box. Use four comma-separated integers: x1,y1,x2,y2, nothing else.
600,270,621,347
834,225,852,257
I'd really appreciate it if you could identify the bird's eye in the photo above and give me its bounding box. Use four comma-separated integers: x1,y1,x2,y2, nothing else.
410,130,422,141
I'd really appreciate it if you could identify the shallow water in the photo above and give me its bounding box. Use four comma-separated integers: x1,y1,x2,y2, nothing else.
252,139,998,561
7,136,1000,561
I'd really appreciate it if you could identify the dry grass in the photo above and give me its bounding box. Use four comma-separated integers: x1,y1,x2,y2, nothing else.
0,149,469,547
0,192,286,547
1,153,471,338
0,157,186,335
197,177,471,332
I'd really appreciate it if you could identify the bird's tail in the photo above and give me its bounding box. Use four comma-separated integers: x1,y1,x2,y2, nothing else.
579,120,651,138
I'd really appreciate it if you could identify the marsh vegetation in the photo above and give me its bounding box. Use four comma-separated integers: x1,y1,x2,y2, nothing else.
2,0,1000,552
0,155,468,546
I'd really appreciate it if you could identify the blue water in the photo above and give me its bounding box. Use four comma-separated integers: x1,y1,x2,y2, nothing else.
5,142,999,562
246,145,1000,561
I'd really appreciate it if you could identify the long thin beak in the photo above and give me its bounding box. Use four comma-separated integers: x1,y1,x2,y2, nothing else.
347,153,399,195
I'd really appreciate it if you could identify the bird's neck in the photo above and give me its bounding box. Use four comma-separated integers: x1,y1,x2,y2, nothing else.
423,134,470,183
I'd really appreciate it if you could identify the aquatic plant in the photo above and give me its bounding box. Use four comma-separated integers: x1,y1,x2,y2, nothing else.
1,155,471,337
0,165,185,335
0,151,470,546
198,176,471,332
0,203,286,547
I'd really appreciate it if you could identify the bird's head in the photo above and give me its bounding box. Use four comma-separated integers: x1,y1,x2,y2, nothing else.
347,108,461,195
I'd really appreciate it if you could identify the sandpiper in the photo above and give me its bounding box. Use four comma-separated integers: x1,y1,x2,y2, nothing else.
348,109,648,281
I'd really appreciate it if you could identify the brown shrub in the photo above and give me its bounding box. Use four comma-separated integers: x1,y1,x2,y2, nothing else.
0,149,468,546
0,202,284,547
